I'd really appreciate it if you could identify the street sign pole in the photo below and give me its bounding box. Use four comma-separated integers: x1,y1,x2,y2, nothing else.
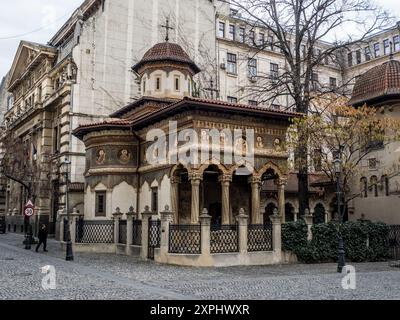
23,200,35,250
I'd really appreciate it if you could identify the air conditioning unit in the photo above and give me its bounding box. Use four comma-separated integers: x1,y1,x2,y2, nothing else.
220,63,226,70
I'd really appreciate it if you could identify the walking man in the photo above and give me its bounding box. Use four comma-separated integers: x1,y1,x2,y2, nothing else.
36,224,48,252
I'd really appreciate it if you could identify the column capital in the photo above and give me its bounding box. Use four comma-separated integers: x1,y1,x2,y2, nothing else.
236,208,249,225
248,176,262,185
303,214,314,225
200,208,212,226
189,172,203,183
170,176,181,184
276,178,288,187
270,214,282,225
219,174,233,183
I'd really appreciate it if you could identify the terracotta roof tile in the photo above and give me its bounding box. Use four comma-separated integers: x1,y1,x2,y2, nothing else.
349,59,400,106
132,42,200,74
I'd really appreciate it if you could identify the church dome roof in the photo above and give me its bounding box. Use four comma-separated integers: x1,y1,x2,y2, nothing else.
132,42,201,74
349,59,400,106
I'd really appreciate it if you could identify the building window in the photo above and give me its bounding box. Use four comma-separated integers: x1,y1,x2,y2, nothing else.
227,53,237,74
270,63,279,81
155,77,161,91
227,96,238,103
259,33,265,47
95,191,107,217
311,72,319,90
151,187,158,213
368,158,377,170
329,77,337,89
382,175,389,196
374,43,380,57
383,39,390,55
360,177,368,198
267,35,274,51
248,58,257,77
218,22,225,38
271,104,280,110
142,79,146,93
370,176,378,197
248,100,258,106
53,125,60,154
229,24,235,41
249,30,255,45
174,76,180,91
6,95,14,110
239,27,245,43
365,47,372,61
313,149,322,172
347,52,353,67
356,50,361,64
230,8,238,16
394,35,400,52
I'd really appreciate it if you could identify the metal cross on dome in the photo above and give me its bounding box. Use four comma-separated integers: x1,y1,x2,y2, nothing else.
161,17,174,42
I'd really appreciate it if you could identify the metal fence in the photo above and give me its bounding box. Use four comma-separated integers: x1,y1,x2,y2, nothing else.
169,224,201,254
248,224,273,252
132,220,142,246
148,220,161,259
210,224,239,253
119,220,127,244
388,225,400,260
76,220,114,244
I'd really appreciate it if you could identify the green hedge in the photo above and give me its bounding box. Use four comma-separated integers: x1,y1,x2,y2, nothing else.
282,220,390,263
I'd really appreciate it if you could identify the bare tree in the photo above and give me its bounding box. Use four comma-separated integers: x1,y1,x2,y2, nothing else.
223,0,392,215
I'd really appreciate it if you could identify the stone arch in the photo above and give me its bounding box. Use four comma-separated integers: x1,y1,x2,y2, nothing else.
257,161,284,178
197,160,228,175
285,202,295,222
169,162,191,178
313,202,326,224
228,160,255,176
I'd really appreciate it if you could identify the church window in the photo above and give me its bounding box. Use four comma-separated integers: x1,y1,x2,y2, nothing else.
156,77,161,91
143,79,146,93
174,76,180,91
227,53,237,74
151,187,158,213
95,191,107,217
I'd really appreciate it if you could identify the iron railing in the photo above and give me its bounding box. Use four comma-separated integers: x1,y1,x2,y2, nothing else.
248,224,273,252
169,224,201,254
132,220,142,246
118,220,127,244
148,220,161,259
210,224,239,253
75,220,114,244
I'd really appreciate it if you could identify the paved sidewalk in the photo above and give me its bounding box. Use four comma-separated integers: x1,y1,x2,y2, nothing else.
0,233,399,300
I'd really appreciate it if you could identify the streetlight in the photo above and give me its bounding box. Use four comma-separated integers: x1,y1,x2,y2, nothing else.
333,153,346,273
63,157,74,261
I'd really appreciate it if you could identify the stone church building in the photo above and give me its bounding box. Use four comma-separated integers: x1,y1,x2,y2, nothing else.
73,41,298,225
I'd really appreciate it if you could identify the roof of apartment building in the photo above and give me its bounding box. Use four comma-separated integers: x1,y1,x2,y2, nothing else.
349,59,400,106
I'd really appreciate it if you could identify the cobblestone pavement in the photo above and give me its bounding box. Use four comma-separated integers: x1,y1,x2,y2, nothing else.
1,233,399,300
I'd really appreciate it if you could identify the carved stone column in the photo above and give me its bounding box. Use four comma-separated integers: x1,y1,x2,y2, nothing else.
276,178,287,223
304,209,314,241
249,176,262,224
170,176,181,224
236,208,249,254
219,174,232,225
199,209,212,256
189,172,202,224
112,208,123,245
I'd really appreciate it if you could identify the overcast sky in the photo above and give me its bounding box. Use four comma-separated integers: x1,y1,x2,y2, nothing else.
0,0,399,80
